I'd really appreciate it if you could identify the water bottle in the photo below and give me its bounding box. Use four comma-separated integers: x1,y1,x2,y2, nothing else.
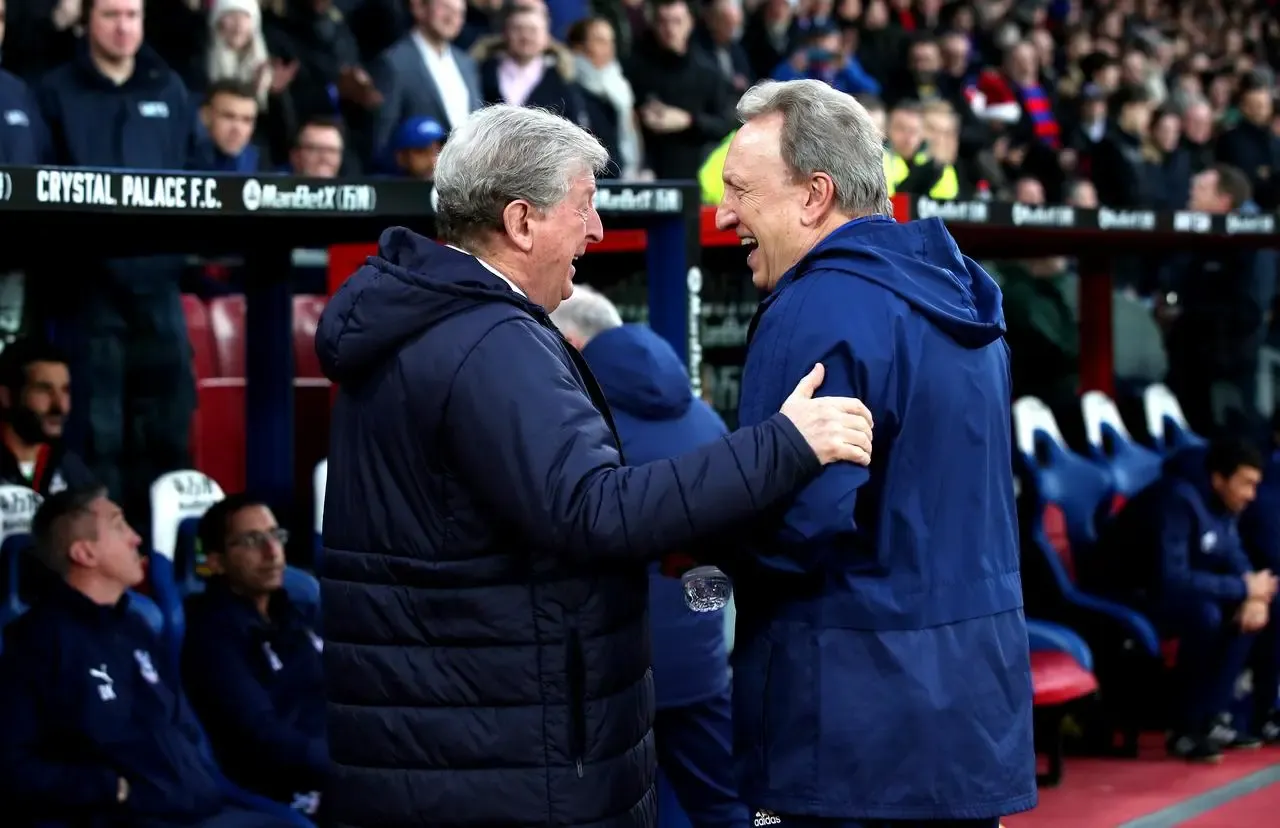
681,565,732,613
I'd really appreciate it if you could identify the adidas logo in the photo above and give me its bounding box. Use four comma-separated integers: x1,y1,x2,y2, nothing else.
753,813,782,826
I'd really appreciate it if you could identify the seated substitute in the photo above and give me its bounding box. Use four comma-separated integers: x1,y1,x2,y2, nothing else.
1092,438,1274,762
183,494,327,815
0,486,300,828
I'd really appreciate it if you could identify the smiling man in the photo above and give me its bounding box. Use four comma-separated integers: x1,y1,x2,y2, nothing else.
716,80,1036,827
315,103,878,828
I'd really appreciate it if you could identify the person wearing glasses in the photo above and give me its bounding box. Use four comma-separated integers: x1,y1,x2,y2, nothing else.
182,494,328,817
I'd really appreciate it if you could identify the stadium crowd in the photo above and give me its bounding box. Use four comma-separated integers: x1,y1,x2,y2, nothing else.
0,0,1279,825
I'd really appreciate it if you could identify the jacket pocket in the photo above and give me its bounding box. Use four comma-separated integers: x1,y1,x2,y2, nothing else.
565,624,587,778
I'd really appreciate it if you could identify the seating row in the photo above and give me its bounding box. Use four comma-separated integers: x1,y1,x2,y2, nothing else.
1014,384,1209,754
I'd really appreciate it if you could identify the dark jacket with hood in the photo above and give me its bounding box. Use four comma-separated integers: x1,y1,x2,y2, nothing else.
731,216,1037,820
313,228,823,828
580,324,731,710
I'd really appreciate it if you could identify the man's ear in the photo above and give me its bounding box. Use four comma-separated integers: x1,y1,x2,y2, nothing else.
501,200,537,253
66,537,95,570
801,171,838,226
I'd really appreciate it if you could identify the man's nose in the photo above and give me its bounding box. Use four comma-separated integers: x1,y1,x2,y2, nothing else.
714,203,736,232
586,209,604,244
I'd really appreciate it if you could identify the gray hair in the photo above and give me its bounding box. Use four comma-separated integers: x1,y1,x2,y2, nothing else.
736,80,892,218
434,104,610,246
549,284,623,343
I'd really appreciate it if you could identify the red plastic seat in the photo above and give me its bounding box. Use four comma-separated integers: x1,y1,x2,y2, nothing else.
1030,650,1099,707
292,295,326,379
182,295,218,381
209,295,247,379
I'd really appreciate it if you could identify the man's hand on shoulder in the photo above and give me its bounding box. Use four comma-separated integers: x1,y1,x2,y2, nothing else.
780,363,874,467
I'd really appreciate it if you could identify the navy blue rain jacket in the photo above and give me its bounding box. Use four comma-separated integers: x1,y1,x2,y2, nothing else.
731,215,1037,820
182,579,328,805
0,583,225,825
580,324,731,710
314,228,822,828
0,69,49,164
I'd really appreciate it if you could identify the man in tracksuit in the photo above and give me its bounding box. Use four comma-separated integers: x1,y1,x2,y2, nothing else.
553,285,751,828
35,0,198,525
0,486,298,827
1098,438,1273,761
184,494,328,815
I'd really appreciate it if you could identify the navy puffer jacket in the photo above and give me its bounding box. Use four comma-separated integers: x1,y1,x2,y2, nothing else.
314,229,822,828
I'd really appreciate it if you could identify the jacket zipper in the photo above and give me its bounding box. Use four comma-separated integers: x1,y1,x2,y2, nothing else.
566,624,587,778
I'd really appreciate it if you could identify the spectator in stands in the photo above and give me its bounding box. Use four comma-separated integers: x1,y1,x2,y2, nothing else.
884,99,940,195
38,0,194,169
383,115,444,179
919,99,967,198
693,0,752,96
0,337,93,495
1149,106,1193,210
204,0,299,164
1166,163,1266,437
314,103,872,828
715,79,1034,823
626,0,735,180
884,35,948,107
184,494,326,815
477,2,587,125
770,22,880,97
371,0,481,153
1090,85,1159,207
1091,439,1274,761
551,286,750,828
1181,98,1217,174
1216,74,1280,210
197,80,265,173
289,116,344,177
263,0,376,165
35,0,198,531
0,0,78,81
0,487,299,827
566,16,641,178
740,0,798,81
0,0,49,165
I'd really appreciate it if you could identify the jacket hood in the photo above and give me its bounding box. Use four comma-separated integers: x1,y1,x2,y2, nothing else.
581,324,694,420
315,227,536,384
793,215,1006,349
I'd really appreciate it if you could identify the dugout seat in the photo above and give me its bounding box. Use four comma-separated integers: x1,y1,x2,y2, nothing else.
1026,619,1099,787
183,294,219,381
1081,390,1163,505
1015,397,1161,755
150,470,226,669
127,590,165,637
184,295,246,492
1143,383,1205,454
293,295,326,379
210,294,248,378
